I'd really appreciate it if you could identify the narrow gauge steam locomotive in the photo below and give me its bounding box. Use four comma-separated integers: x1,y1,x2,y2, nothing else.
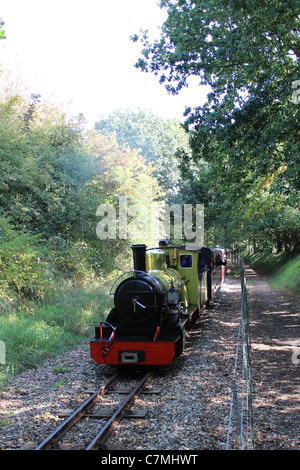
90,244,226,366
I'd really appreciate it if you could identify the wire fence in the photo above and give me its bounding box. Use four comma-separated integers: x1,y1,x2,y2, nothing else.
226,257,254,450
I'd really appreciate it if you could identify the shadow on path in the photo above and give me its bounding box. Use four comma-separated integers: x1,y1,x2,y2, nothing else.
244,265,300,449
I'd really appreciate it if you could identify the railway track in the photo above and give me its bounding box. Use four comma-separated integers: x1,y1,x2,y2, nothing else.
35,367,156,450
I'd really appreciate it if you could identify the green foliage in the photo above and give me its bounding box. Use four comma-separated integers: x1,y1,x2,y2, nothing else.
133,0,300,252
0,94,89,239
0,18,5,39
0,89,166,260
86,127,163,206
48,238,121,281
95,109,191,203
0,217,54,302
0,283,113,382
0,314,78,375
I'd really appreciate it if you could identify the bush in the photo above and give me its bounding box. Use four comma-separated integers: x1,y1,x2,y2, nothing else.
0,217,55,302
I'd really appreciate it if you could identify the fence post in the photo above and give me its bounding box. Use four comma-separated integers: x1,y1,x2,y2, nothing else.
232,378,244,449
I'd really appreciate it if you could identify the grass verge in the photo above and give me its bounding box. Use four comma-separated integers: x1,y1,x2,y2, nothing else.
0,281,113,386
268,256,300,298
242,251,300,299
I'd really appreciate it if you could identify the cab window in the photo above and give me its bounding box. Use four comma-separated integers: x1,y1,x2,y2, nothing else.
180,254,192,268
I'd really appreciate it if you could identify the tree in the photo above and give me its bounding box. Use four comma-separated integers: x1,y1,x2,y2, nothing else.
132,0,300,251
0,18,5,39
95,109,192,203
0,91,88,239
86,129,163,247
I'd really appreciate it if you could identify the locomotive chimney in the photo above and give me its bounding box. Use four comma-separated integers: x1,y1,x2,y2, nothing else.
131,244,147,271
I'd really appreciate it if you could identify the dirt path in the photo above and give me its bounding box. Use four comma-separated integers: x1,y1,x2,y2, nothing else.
242,265,300,449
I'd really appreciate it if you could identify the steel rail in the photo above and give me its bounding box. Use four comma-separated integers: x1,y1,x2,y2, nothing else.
85,368,153,450
34,372,120,450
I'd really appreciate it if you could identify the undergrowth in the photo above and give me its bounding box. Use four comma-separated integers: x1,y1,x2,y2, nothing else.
0,281,113,386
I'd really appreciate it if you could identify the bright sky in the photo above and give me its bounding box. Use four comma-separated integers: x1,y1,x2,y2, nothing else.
0,0,207,127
